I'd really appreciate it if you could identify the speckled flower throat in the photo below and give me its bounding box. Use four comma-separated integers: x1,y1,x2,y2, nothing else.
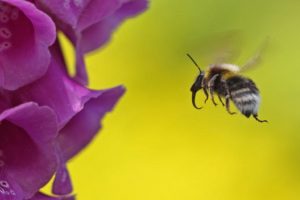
0,2,19,53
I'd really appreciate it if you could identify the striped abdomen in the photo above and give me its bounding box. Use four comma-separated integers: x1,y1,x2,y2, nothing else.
226,76,260,117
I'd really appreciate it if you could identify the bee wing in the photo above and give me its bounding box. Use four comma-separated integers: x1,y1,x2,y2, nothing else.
189,30,244,65
240,38,269,72
212,32,244,64
207,31,244,64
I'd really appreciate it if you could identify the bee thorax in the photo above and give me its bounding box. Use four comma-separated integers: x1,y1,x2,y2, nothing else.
210,64,240,73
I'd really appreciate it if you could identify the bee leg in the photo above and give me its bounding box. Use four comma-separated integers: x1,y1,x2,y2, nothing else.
218,94,225,106
203,86,209,103
209,89,218,106
225,95,236,115
208,74,219,106
191,90,203,109
201,78,209,104
253,114,268,123
222,80,236,114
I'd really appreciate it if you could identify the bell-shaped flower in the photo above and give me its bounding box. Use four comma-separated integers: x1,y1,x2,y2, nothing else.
0,0,56,90
0,103,59,199
6,44,125,197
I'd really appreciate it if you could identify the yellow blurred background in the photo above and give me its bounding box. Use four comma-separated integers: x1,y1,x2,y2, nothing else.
61,0,300,199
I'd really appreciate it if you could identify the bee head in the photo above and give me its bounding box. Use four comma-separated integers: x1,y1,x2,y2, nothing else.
186,53,205,109
190,72,205,109
190,72,205,92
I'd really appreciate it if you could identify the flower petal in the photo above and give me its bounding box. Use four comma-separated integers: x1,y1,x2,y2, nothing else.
12,48,91,129
37,0,120,29
13,45,125,133
0,89,11,113
0,0,56,90
76,0,121,31
52,163,73,196
58,86,125,160
80,0,148,53
9,45,125,159
0,103,58,198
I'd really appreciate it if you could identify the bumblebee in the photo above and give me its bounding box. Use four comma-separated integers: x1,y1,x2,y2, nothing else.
187,53,267,123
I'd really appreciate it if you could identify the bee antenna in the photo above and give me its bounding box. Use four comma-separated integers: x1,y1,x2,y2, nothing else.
186,53,202,73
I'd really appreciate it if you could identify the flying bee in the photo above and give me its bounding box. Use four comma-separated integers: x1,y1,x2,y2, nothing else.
187,52,268,123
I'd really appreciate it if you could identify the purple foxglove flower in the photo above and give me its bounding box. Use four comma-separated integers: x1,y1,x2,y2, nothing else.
36,0,148,84
0,102,58,199
18,49,123,170
5,43,125,196
12,44,125,131
0,0,56,90
0,89,11,112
